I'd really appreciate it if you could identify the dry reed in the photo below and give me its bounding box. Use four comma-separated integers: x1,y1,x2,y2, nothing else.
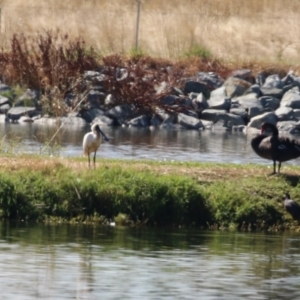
0,0,300,64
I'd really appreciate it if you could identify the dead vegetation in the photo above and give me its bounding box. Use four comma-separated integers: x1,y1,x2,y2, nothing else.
0,30,291,119
0,31,100,116
0,31,238,117
0,0,296,117
1,0,300,64
6,32,98,90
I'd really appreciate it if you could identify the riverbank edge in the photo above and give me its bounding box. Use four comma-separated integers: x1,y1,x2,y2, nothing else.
1,155,299,231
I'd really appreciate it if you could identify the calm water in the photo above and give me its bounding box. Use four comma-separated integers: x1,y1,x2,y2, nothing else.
1,122,297,168
1,124,300,299
1,223,300,300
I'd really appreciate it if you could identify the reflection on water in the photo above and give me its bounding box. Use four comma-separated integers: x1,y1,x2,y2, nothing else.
0,123,291,168
0,223,300,299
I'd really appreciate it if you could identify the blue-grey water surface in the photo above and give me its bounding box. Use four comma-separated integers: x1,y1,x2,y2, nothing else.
1,123,297,169
1,223,300,300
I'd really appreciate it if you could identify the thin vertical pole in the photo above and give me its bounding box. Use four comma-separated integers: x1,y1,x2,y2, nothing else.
135,0,141,50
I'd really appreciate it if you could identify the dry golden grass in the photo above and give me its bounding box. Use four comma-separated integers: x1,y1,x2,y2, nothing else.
1,0,300,65
1,154,299,183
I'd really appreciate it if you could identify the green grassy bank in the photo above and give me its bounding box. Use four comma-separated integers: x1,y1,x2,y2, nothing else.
0,155,299,230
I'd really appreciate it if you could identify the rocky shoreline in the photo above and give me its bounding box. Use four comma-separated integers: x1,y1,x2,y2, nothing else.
2,66,300,135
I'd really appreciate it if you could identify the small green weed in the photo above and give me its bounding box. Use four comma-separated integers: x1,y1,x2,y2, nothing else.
184,44,212,60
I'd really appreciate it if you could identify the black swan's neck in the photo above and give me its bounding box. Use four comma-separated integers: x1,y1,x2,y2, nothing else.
262,123,279,137
269,125,279,137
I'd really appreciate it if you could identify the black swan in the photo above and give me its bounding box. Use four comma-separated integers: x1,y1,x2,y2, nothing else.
284,193,300,220
251,122,300,174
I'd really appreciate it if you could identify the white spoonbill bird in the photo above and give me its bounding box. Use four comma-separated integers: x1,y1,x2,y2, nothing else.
83,124,109,168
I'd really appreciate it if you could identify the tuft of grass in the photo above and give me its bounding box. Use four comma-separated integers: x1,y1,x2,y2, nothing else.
128,47,147,59
184,44,212,60
205,181,284,228
0,163,210,226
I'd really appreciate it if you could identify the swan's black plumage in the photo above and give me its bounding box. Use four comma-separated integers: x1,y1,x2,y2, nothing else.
251,122,300,174
284,193,300,220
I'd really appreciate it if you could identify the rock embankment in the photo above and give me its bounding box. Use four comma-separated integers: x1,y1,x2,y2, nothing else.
2,66,300,135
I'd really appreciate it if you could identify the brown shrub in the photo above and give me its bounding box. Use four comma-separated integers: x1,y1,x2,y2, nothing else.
0,31,100,115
